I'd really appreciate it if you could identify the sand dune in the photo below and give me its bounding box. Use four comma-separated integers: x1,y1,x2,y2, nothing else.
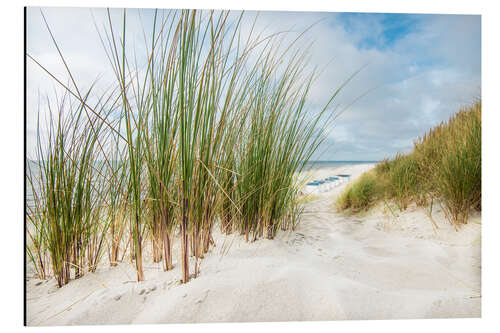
26,163,481,325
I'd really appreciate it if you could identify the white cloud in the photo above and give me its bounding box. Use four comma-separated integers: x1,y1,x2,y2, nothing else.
26,7,480,161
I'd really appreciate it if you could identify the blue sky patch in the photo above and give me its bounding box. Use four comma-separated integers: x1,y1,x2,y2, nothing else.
336,13,423,50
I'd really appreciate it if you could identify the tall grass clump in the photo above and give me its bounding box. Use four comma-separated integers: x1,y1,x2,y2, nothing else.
99,9,257,283
141,14,178,271
26,90,110,286
28,8,349,285
338,101,481,226
336,171,379,212
413,101,481,224
233,32,345,240
386,153,420,209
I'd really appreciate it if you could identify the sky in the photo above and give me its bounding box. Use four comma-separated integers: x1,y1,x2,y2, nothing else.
26,7,481,161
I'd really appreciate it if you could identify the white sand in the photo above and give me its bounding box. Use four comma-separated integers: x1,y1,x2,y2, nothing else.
26,163,481,325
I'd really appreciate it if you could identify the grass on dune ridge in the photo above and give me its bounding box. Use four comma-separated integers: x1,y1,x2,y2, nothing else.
26,9,350,286
336,100,481,226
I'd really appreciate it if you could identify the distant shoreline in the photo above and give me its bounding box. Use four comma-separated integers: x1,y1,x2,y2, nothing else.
303,160,380,171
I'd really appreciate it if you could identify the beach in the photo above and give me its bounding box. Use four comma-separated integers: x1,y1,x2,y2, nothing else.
26,163,481,325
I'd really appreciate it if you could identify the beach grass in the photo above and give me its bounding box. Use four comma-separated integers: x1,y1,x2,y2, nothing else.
337,100,481,226
26,8,346,286
336,171,380,213
26,87,112,286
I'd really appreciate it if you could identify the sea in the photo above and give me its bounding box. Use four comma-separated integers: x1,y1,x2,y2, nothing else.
303,160,379,171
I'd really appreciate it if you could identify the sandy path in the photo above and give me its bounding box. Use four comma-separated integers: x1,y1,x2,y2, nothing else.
26,164,481,325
